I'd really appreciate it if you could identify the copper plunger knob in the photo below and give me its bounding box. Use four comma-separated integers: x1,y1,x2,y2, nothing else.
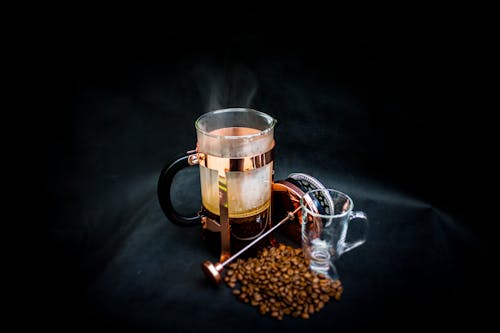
201,261,224,285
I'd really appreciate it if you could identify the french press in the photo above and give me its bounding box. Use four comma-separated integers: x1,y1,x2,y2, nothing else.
157,108,332,271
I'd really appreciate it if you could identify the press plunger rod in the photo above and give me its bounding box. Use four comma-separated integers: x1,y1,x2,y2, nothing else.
222,207,300,267
201,206,301,284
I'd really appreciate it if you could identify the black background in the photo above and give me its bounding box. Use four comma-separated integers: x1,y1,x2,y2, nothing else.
23,13,495,332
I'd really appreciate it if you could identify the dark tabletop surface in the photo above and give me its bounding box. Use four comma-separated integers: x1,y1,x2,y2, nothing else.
25,21,494,332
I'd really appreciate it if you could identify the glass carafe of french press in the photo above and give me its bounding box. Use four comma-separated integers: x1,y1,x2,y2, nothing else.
158,108,276,263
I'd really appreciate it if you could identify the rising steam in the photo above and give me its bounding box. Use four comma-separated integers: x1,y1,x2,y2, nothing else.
193,64,258,112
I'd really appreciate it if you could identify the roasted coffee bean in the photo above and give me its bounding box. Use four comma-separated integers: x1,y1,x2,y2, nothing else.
224,243,343,320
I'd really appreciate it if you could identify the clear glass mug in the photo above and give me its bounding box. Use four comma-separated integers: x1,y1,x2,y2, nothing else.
301,188,369,280
157,108,276,261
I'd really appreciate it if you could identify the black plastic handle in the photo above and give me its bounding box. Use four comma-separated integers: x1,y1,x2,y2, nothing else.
157,153,201,227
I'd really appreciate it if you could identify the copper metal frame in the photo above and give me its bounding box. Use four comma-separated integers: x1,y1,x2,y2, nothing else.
188,146,275,263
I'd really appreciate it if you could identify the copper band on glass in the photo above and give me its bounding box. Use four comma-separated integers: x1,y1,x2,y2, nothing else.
195,147,274,172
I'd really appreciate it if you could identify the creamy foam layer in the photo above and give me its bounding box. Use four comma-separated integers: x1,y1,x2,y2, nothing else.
200,163,272,218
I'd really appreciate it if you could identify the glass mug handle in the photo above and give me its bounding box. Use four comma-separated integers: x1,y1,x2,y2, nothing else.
341,211,369,254
157,152,201,227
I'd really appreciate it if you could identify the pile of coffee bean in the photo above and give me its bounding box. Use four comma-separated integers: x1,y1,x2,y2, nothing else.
223,244,343,320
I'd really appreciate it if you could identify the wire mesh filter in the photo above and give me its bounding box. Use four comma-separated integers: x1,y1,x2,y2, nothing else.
287,173,335,215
